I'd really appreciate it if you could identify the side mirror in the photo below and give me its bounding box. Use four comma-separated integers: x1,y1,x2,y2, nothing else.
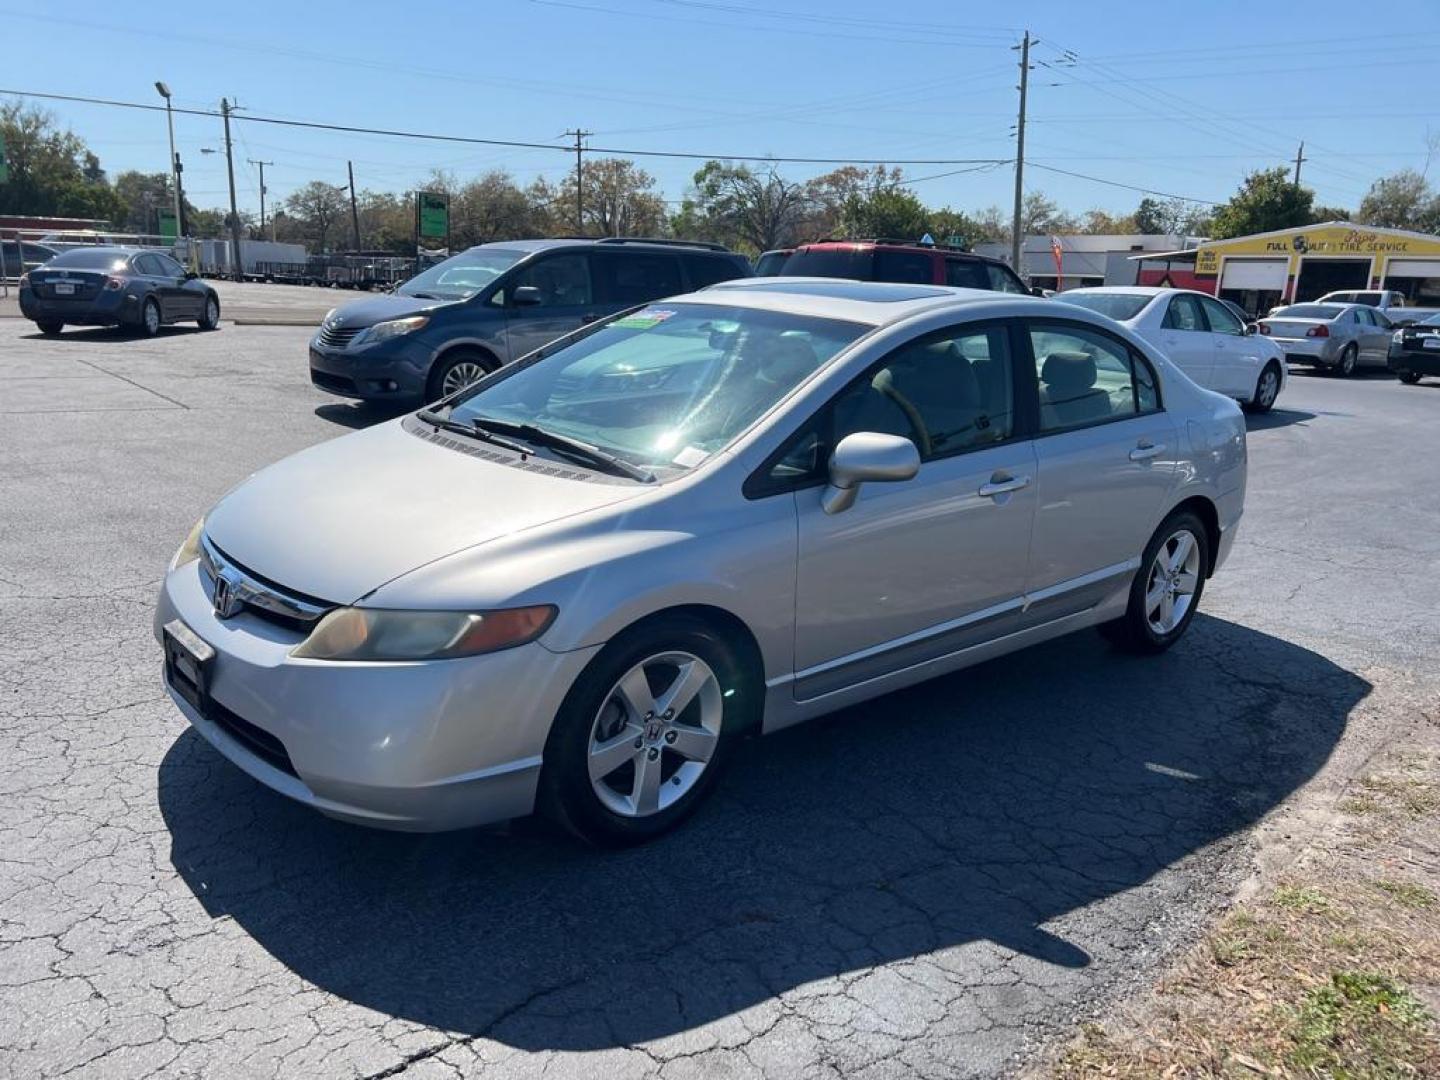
1031,285,1047,297
822,432,920,515
1242,322,1255,335
512,285,543,307
184,270,198,280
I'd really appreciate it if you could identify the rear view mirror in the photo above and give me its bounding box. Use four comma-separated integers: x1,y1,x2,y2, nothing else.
822,432,920,514
512,285,543,307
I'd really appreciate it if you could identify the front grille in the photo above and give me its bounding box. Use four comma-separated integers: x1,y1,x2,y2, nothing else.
316,324,363,348
310,369,358,395
201,539,334,632
208,700,299,777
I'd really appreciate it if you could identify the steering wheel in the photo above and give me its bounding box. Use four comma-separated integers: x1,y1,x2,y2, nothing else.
871,369,932,456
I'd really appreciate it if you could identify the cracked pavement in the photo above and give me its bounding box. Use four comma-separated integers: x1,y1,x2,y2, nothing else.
1,319,1436,1078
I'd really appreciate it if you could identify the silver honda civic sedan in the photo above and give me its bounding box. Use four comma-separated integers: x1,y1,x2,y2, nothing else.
156,279,1247,845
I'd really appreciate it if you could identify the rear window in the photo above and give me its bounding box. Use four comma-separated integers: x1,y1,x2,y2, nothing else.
1061,293,1153,321
1272,304,1342,319
684,254,745,289
873,250,934,284
782,247,873,279
753,251,790,276
46,249,131,270
592,252,684,304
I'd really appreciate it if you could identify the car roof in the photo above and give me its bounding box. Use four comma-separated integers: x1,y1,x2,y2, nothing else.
1065,286,1172,296
470,238,734,255
796,239,1001,262
691,277,1047,326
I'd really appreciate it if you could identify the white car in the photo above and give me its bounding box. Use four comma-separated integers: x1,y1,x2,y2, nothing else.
1060,287,1286,413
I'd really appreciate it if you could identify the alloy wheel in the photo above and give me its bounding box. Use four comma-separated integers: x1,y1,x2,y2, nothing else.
144,302,160,335
205,298,219,325
1338,347,1356,376
441,361,487,396
1144,528,1201,636
1257,367,1279,408
587,651,722,818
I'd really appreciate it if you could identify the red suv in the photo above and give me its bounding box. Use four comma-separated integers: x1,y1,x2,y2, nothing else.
779,239,1033,294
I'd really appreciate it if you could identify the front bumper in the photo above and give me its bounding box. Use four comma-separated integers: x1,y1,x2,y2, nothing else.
308,335,432,400
155,559,599,831
19,288,135,326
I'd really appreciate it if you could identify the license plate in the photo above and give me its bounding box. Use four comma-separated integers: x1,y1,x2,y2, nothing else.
1423,338,1440,350
163,619,215,714
53,283,75,295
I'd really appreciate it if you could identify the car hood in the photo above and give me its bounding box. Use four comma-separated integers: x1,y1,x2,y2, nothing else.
203,420,644,604
324,292,459,328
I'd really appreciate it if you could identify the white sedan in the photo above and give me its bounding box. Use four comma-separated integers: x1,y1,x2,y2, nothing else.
1059,287,1286,413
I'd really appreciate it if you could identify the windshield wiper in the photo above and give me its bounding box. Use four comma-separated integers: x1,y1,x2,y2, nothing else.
403,291,444,300
417,409,530,456
472,416,655,483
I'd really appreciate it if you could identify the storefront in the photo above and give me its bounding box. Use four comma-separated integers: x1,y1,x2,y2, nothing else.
1136,222,1440,315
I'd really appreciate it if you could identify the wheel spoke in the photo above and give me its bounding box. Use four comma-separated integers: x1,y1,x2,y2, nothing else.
588,727,642,782
1168,532,1194,572
1158,590,1175,629
631,750,664,815
667,724,718,763
1175,569,1200,596
654,659,712,719
614,664,657,721
1145,577,1167,617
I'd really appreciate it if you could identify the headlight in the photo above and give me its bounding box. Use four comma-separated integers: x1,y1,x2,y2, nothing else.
1393,330,1404,342
359,315,429,345
291,605,556,662
169,517,206,571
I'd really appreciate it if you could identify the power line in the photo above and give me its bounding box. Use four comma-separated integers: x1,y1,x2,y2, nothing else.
1026,162,1222,205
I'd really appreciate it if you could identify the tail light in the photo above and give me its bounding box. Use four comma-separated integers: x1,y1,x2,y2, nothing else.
1258,322,1271,335
104,276,124,291
1306,325,1329,338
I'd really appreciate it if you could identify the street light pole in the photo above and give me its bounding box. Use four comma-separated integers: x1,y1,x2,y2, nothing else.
248,159,274,240
154,82,183,245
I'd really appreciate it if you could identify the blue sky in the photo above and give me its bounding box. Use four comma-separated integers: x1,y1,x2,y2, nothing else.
5,0,1440,222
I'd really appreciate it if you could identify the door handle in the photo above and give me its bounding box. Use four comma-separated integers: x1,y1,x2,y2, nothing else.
1129,440,1164,462
978,473,1031,498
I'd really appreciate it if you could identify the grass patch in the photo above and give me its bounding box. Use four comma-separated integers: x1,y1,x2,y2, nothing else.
1273,885,1332,913
1288,971,1432,1075
1356,774,1439,816
1372,879,1437,910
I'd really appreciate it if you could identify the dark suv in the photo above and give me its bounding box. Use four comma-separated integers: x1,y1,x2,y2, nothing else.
309,237,751,402
780,239,1032,294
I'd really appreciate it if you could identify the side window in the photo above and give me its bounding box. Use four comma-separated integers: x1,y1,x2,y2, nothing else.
1162,294,1208,331
684,255,742,289
1029,322,1158,433
1373,309,1392,329
133,254,162,276
155,254,185,277
985,263,1029,294
509,254,593,308
873,250,934,284
944,258,987,289
592,252,683,305
1201,296,1245,336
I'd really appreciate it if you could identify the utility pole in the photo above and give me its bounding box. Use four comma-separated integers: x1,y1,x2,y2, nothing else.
247,159,273,240
154,83,184,244
1292,141,1307,187
1010,31,1031,275
220,98,244,280
564,128,592,234
347,160,362,252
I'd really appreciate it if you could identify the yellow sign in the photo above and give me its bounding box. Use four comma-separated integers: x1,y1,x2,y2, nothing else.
1195,249,1218,275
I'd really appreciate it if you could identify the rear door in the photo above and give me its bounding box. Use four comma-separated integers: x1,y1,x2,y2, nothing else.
501,251,596,360
1200,294,1262,397
1355,306,1390,362
1024,318,1177,618
591,251,685,312
154,252,202,318
1157,293,1216,388
133,254,179,319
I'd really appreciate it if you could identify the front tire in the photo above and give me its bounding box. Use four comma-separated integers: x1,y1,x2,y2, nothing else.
426,349,496,402
1335,343,1357,377
1101,510,1209,655
35,320,63,335
137,297,161,338
198,294,220,330
1397,370,1422,385
540,614,750,847
1243,361,1281,413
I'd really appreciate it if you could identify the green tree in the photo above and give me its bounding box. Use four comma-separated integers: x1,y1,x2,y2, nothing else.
674,161,812,253
926,208,1001,248
839,187,930,240
281,180,350,252
1356,169,1438,231
0,101,122,221
559,158,667,237
1079,208,1138,234
802,164,904,239
1209,167,1316,239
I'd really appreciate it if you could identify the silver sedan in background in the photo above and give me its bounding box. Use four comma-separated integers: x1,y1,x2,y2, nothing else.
1258,302,1395,376
156,280,1247,846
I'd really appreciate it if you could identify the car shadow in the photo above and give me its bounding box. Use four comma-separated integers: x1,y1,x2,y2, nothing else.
314,401,415,429
159,614,1364,1050
21,325,208,342
1246,407,1316,431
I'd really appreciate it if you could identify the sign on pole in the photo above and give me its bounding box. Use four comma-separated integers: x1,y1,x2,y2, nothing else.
158,207,178,243
417,191,449,242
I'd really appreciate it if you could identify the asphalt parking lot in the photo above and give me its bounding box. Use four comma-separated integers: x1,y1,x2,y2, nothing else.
2,318,1437,1078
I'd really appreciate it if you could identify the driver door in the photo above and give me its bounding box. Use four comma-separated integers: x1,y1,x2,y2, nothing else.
787,321,1038,701
501,253,598,360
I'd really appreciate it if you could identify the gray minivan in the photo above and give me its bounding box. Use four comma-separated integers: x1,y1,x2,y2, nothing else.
309,237,751,402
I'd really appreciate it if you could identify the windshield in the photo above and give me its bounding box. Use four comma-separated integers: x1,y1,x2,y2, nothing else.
1059,293,1152,321
1418,313,1440,326
45,249,130,270
446,303,866,475
1272,304,1342,319
782,248,872,278
397,247,524,300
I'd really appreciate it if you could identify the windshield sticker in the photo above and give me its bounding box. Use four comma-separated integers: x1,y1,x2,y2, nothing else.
671,445,710,468
613,308,677,330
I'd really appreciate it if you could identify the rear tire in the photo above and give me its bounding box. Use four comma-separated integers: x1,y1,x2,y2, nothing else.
1335,344,1357,377
426,349,497,402
137,297,161,338
35,320,63,335
539,614,752,847
198,294,220,330
1243,361,1281,413
1100,509,1210,655
1397,371,1422,385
